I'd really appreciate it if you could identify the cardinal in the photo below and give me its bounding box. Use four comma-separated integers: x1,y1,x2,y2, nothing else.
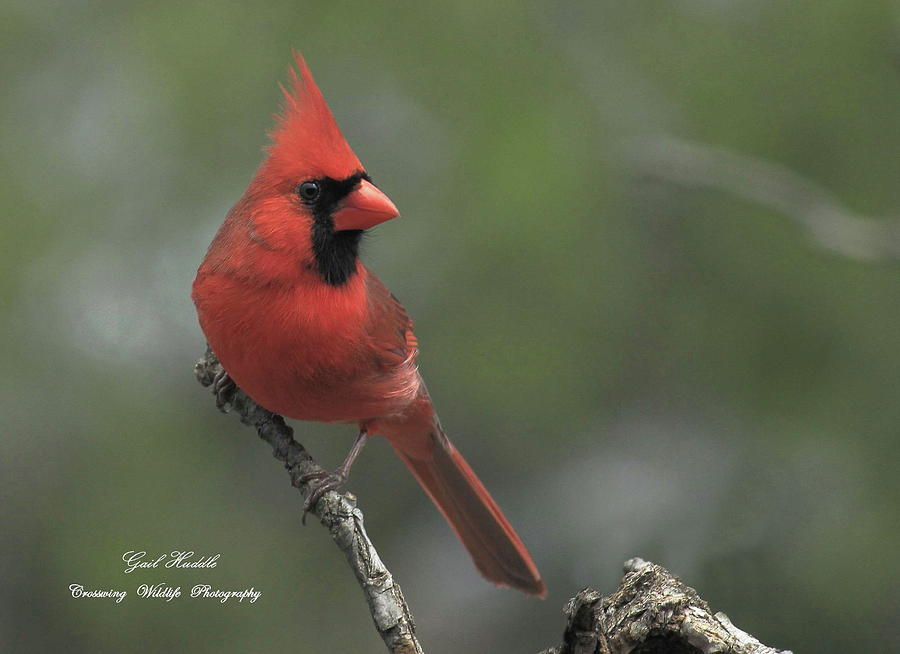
192,52,545,597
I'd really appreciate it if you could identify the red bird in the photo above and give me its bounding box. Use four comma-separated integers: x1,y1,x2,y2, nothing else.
192,52,545,597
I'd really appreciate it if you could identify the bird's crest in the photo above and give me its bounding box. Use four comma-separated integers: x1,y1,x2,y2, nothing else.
265,51,362,180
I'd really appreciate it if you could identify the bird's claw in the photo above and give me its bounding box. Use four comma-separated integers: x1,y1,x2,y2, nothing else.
211,369,236,412
299,470,347,525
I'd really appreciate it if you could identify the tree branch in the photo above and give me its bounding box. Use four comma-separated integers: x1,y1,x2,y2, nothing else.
196,349,792,653
194,347,424,654
628,135,900,260
540,558,792,654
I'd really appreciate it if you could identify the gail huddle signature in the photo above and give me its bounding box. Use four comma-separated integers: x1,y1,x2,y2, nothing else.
67,550,260,604
122,550,220,574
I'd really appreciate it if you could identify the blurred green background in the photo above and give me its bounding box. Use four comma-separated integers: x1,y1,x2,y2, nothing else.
2,1,898,652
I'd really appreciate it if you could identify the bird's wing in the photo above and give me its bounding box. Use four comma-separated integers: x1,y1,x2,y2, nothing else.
364,270,419,368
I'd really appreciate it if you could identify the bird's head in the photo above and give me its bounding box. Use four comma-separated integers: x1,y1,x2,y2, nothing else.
234,51,399,286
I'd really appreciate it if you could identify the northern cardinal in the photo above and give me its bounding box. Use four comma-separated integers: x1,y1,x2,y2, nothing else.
192,52,545,597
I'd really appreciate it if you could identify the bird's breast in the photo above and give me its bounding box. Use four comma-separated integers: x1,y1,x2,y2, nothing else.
193,271,419,423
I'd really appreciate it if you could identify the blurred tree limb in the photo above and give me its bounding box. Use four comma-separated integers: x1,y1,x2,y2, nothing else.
629,136,900,260
195,348,424,654
540,558,791,654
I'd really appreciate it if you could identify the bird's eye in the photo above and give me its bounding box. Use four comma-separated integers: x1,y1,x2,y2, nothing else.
298,181,320,202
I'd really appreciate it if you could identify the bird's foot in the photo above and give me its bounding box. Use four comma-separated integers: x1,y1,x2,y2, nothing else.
211,368,236,412
298,470,347,524
297,430,368,524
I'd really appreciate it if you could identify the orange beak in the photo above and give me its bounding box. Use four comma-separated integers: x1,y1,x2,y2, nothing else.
331,179,400,232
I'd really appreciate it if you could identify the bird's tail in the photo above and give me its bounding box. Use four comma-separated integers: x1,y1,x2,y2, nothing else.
384,417,546,598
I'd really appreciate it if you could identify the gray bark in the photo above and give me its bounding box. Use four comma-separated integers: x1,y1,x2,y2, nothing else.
540,558,792,654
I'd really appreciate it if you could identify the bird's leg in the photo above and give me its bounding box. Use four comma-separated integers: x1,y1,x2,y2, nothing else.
299,429,368,524
211,368,237,412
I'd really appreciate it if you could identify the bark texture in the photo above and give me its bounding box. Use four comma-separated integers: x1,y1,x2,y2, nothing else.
195,348,423,654
540,558,792,654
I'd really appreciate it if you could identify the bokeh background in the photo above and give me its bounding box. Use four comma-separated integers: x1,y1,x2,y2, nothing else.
3,1,898,652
